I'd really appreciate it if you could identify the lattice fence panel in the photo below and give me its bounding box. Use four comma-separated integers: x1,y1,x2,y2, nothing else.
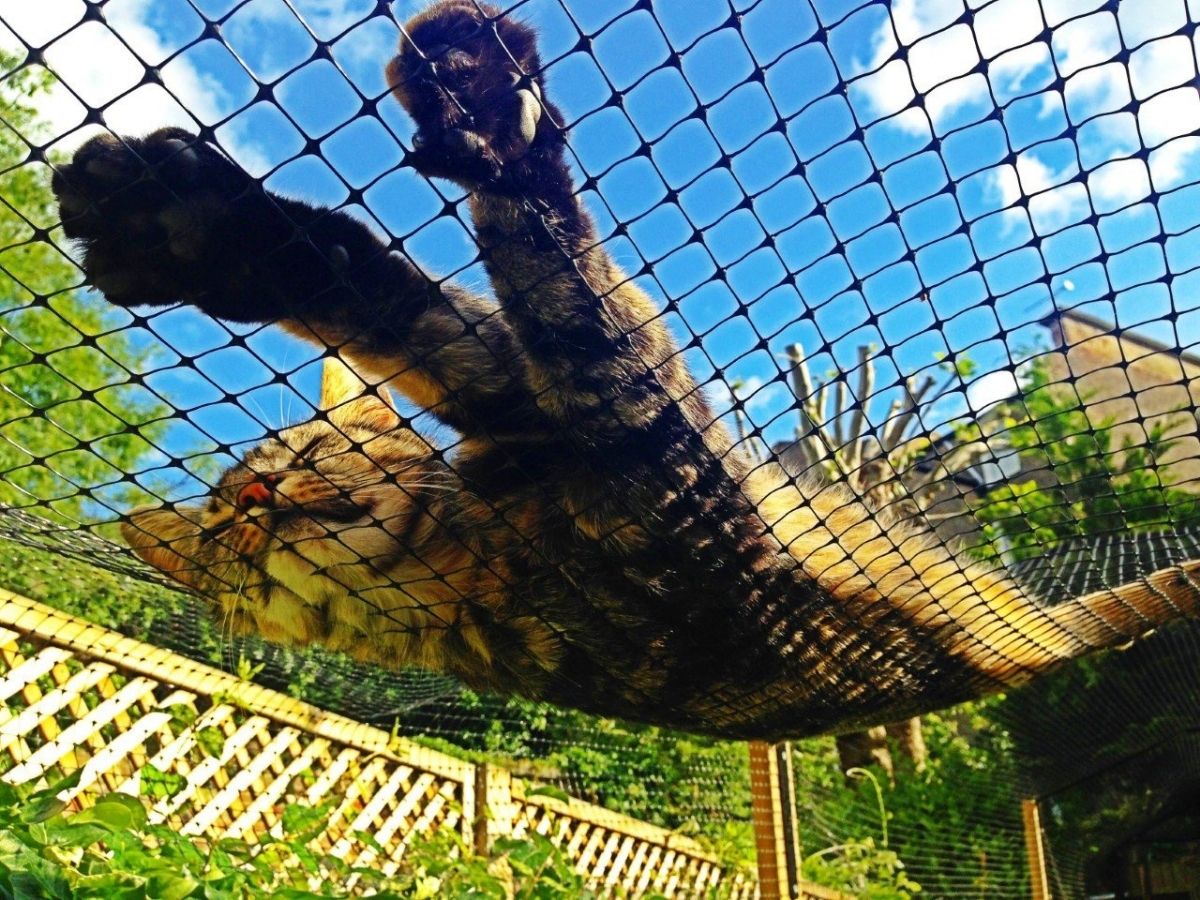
0,587,737,898
508,778,726,896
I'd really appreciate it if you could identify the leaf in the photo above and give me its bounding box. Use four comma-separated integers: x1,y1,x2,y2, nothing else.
43,821,110,850
22,769,83,824
235,654,265,683
524,785,570,803
139,764,185,801
145,871,201,900
280,802,330,843
74,871,150,899
20,794,68,825
195,727,226,759
73,794,148,832
164,703,198,731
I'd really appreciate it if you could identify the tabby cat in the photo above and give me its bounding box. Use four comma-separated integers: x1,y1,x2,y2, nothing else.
52,0,1199,739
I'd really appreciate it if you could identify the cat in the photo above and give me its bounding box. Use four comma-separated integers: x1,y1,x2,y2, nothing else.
51,0,1199,740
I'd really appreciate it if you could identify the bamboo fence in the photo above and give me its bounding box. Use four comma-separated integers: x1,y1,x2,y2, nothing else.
0,588,756,897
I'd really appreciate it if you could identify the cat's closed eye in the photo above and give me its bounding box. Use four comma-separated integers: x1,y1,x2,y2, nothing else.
289,435,324,467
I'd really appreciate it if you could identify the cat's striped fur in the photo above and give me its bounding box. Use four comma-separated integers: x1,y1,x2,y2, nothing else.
54,1,1199,739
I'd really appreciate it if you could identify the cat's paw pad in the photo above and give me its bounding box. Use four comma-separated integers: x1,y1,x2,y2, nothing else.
53,129,249,306
390,2,553,184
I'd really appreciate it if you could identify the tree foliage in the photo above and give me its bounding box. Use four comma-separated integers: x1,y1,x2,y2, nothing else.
0,52,169,526
973,357,1200,559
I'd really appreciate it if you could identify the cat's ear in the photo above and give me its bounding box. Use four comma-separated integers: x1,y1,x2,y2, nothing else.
319,355,400,432
121,507,207,589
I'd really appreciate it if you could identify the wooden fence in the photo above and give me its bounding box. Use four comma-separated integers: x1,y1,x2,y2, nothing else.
0,588,748,897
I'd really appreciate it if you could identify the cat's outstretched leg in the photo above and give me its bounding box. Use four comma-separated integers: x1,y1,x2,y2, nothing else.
390,3,721,451
53,129,540,438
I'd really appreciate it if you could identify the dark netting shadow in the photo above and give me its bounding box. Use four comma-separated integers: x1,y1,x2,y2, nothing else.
0,0,1198,895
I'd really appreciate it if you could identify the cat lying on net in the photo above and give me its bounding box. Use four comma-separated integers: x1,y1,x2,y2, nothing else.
52,0,1199,740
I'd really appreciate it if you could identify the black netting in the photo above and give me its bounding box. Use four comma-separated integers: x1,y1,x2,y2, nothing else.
1,0,1199,895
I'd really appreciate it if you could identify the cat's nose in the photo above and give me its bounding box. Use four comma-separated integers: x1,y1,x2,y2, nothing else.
236,475,278,511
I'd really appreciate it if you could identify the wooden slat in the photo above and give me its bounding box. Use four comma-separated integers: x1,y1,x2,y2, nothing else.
149,713,269,822
0,646,72,704
181,725,303,836
635,844,663,896
0,660,114,747
1023,798,1051,900
59,709,174,802
604,834,636,889
118,701,228,798
4,676,158,784
328,763,414,859
224,736,331,840
512,776,715,861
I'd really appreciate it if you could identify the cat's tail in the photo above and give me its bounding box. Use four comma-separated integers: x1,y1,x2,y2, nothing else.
1008,560,1200,671
880,541,1200,688
750,464,1200,688
857,543,1200,689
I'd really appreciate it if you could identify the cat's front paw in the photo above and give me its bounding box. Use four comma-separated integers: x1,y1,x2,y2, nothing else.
389,2,562,187
53,128,253,310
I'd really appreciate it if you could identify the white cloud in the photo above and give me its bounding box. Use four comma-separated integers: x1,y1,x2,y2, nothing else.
1028,182,1089,233
253,0,373,40
925,73,988,133
982,152,1089,235
851,58,915,121
985,163,1021,208
1040,0,1107,27
1128,34,1195,99
1087,158,1151,213
1118,0,1187,47
1063,62,1130,121
989,42,1049,103
973,0,1043,59
854,0,1198,202
44,22,144,109
0,0,83,47
889,0,964,45
908,24,978,92
1139,87,1200,147
855,0,1122,132
1052,11,1120,77
967,369,1019,412
1016,151,1072,193
1149,136,1200,190
1,0,270,174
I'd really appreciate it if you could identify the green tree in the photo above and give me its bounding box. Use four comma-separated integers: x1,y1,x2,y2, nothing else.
973,357,1200,559
0,53,169,527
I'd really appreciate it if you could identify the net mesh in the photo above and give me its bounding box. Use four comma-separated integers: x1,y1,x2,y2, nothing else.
0,0,1198,895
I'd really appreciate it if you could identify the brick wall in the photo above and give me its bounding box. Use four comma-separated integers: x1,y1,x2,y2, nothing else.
1039,311,1200,490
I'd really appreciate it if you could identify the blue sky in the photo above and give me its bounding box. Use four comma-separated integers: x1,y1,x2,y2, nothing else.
1,0,1199,519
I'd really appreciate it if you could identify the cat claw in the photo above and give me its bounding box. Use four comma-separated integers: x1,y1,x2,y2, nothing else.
163,138,201,180
84,152,136,186
514,86,541,150
57,189,89,221
329,244,351,271
159,205,207,261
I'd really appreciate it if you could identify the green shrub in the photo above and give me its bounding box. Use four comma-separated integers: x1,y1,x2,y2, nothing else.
0,773,604,899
